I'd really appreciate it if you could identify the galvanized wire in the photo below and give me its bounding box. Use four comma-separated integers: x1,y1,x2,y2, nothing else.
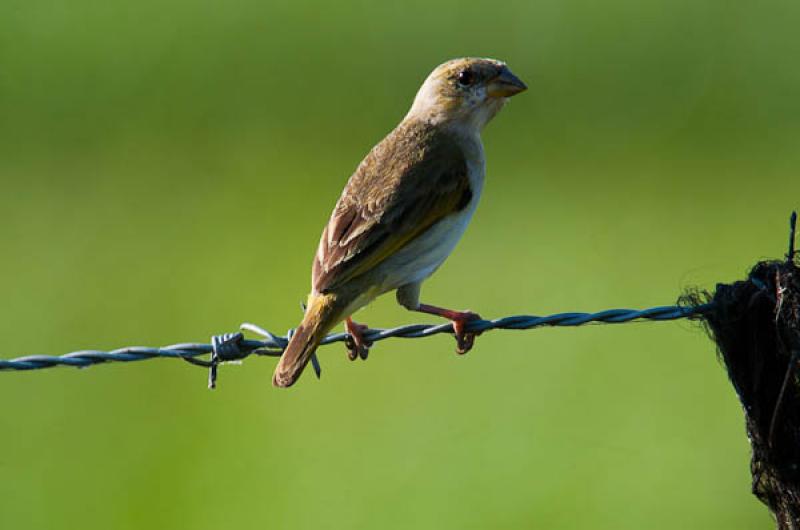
0,303,713,386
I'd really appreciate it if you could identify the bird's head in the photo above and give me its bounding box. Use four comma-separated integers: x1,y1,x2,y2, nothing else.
406,57,527,132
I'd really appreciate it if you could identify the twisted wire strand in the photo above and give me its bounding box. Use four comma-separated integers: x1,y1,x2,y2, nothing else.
0,303,712,373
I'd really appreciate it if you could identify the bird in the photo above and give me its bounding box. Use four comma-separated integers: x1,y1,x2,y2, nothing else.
273,57,526,388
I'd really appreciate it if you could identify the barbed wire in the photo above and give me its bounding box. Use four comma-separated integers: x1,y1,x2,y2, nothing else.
2,212,794,389
0,303,713,387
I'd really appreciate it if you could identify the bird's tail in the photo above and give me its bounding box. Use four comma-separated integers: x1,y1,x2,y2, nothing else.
273,292,344,388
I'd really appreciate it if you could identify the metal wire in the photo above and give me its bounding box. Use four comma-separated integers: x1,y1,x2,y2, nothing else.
3,210,794,389
0,303,713,387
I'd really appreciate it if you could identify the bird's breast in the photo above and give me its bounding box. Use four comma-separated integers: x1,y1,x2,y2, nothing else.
377,154,485,291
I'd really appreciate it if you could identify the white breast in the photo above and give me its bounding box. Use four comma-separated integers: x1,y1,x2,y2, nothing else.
377,133,485,293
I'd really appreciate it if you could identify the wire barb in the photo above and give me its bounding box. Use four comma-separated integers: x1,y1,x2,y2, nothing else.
0,303,713,387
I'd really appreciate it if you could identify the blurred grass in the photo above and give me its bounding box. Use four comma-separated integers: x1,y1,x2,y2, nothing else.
1,0,798,528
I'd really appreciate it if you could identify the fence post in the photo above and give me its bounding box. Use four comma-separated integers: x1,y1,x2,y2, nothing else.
701,214,800,528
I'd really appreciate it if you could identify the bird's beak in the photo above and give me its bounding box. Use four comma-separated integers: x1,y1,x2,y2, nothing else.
487,68,527,98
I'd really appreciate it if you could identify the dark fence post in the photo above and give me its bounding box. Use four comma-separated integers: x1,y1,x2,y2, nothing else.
701,213,800,528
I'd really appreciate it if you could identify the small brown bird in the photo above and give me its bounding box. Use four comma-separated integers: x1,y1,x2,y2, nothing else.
273,57,526,387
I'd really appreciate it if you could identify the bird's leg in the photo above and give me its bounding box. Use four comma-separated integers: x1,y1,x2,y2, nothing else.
415,304,482,354
344,317,371,361
396,284,482,354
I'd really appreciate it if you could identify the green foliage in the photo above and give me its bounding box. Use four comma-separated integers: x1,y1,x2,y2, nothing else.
1,0,798,528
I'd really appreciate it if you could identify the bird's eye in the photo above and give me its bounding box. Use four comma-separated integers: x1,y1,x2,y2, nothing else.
457,70,474,87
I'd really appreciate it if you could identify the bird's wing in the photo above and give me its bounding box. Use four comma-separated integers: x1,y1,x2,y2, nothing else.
313,121,472,294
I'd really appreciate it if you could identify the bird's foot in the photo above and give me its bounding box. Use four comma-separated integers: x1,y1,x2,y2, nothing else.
344,317,371,361
448,310,482,354
416,304,482,354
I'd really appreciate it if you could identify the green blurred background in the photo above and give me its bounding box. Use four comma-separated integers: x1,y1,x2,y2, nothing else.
1,0,798,528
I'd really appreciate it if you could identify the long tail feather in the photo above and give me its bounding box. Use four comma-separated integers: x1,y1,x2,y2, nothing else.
273,293,343,388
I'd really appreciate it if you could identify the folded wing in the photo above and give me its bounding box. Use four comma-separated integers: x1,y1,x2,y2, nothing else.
313,121,472,294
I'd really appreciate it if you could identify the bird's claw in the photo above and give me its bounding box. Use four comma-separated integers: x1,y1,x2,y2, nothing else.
451,311,482,355
345,318,371,361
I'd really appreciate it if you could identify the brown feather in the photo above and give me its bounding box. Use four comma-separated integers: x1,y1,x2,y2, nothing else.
272,292,345,387
313,119,471,294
